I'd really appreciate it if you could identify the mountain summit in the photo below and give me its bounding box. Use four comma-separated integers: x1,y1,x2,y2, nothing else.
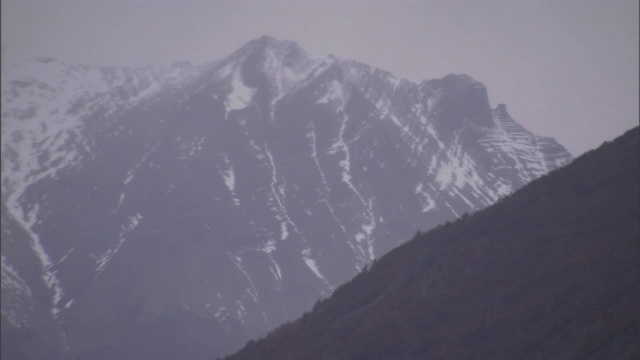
1,36,571,359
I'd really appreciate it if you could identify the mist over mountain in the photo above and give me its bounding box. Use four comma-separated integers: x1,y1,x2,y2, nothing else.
1,36,571,359
225,127,639,360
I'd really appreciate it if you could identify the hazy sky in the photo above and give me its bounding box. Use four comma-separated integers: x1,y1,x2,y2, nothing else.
2,0,638,156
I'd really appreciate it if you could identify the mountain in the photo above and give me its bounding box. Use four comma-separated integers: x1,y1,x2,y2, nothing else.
1,35,572,359
225,127,640,360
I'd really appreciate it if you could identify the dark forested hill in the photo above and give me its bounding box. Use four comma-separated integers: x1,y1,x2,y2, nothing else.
224,127,640,360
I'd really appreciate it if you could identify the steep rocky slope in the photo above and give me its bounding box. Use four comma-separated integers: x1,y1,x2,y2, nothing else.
1,36,571,359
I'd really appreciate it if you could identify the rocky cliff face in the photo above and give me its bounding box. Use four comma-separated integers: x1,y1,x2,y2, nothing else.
1,36,572,359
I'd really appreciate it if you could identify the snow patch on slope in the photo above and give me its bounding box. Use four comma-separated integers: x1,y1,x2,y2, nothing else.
326,96,377,265
229,254,259,303
415,183,436,213
93,213,143,277
302,248,332,290
217,154,239,205
4,203,66,318
263,145,299,241
1,255,33,327
307,122,349,234
225,70,255,117
317,80,344,105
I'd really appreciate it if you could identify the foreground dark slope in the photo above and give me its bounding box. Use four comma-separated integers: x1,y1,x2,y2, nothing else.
225,127,640,360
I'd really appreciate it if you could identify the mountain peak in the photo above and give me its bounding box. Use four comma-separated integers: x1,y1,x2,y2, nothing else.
442,73,475,82
220,35,314,73
248,35,286,51
240,35,308,58
494,103,509,118
216,35,320,99
2,36,574,360
253,34,283,46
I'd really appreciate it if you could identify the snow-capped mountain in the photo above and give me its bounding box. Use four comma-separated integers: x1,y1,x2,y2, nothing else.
1,36,572,360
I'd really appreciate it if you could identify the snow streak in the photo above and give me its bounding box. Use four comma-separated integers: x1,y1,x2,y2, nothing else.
94,213,142,277
326,90,376,264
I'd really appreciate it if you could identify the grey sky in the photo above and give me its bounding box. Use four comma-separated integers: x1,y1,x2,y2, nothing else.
2,0,638,156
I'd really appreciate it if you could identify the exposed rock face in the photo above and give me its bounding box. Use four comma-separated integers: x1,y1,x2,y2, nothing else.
1,35,572,359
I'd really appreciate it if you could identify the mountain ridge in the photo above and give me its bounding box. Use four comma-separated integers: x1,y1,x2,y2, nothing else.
2,36,572,360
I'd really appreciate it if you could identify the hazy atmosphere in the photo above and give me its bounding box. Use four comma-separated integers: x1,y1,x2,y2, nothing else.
2,0,637,157
3,2,639,359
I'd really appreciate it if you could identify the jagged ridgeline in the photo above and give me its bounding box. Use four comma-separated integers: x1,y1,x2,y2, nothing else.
224,127,640,360
2,36,571,359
